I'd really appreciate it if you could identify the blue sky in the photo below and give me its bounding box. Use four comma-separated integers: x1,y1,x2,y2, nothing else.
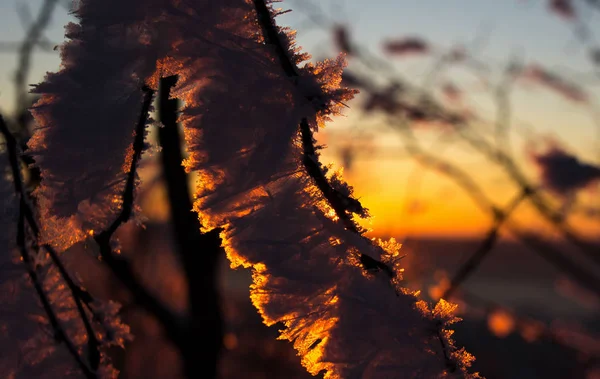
279,0,600,158
3,0,596,143
282,0,596,68
0,0,597,110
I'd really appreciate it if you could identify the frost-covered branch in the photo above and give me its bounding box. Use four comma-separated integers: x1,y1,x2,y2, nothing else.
24,1,483,377
253,0,395,277
298,119,394,277
248,1,476,376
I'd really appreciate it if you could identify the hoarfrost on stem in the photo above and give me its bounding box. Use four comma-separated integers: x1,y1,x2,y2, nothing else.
28,0,480,377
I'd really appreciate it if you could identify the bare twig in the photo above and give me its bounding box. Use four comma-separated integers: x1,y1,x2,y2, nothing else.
14,0,59,114
0,112,100,368
91,87,185,344
0,41,56,52
456,126,600,267
442,188,529,299
494,57,519,151
331,42,600,298
1,113,98,378
330,9,599,273
395,123,600,298
17,206,97,379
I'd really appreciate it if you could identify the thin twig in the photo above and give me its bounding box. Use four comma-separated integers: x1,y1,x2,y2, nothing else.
323,7,599,272
45,243,100,369
17,205,97,379
1,113,98,378
340,66,600,299
100,90,153,238
0,41,56,52
457,126,600,267
1,117,100,367
442,188,529,299
494,58,518,151
91,86,185,347
86,87,185,354
394,122,600,298
14,0,59,114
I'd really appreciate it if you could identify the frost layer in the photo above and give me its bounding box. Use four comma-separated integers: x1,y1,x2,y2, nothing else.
28,0,479,377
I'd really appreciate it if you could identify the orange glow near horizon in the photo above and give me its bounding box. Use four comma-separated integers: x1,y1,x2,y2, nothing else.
315,128,600,240
344,164,492,239
312,125,491,238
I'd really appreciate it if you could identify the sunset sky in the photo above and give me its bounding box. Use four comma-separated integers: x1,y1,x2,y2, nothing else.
1,0,599,239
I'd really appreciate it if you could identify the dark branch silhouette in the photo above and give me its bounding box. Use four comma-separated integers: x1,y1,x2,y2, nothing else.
1,113,98,378
157,75,224,379
92,87,186,345
442,189,529,299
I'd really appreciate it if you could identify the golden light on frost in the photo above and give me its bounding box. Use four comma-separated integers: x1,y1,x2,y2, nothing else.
121,142,135,174
221,233,253,269
432,298,460,323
